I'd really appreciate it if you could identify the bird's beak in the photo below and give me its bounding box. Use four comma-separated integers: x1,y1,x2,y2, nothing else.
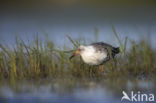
69,49,80,60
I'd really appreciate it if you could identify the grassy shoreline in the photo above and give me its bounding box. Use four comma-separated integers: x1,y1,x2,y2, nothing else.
0,29,156,82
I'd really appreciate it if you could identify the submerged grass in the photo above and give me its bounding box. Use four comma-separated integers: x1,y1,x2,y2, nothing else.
0,28,156,83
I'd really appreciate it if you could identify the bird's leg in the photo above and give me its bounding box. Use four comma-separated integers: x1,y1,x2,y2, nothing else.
101,65,105,72
98,65,105,73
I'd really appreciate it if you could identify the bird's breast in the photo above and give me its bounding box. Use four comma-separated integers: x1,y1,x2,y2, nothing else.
81,51,107,65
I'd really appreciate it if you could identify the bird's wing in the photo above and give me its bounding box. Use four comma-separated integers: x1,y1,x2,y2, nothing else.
90,42,113,53
91,42,113,48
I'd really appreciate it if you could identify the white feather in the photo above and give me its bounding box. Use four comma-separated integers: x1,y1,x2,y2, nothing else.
80,46,107,65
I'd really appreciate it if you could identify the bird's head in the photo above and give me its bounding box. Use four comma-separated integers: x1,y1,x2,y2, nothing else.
69,45,85,60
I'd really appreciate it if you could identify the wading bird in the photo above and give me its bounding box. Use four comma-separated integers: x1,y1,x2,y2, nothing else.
69,42,120,72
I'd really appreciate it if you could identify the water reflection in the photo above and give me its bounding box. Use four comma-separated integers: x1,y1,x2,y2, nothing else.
0,78,155,103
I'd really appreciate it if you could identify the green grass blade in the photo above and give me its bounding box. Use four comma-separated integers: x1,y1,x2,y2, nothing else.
111,24,124,52
66,35,78,48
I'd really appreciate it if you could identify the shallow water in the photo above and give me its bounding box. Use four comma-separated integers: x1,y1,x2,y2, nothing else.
0,79,155,103
0,86,119,103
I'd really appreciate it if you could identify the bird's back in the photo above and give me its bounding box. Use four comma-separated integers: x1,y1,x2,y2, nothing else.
91,42,120,59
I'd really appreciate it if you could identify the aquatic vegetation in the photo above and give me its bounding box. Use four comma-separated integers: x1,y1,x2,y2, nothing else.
0,28,155,83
